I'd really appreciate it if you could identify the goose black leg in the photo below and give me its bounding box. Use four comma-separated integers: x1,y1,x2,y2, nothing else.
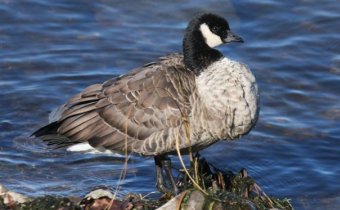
154,155,178,194
155,156,168,193
163,158,179,195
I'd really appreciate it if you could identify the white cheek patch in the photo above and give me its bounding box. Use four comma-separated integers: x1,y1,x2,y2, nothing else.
199,23,223,48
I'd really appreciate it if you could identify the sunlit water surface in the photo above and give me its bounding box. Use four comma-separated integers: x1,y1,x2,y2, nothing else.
0,1,339,209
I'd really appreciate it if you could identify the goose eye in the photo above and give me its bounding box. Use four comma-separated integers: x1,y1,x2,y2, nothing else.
211,26,219,33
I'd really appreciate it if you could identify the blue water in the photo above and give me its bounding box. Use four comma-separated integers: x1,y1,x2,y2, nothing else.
0,1,339,209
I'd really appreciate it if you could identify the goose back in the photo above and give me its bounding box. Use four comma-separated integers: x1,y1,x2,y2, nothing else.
34,54,197,155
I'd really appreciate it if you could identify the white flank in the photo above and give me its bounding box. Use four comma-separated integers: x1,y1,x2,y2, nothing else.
67,142,117,155
67,142,93,152
199,23,223,48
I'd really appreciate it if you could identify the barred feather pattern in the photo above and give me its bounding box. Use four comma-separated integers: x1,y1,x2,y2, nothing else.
34,54,196,155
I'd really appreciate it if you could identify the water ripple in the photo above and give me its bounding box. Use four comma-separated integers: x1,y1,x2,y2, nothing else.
0,0,339,209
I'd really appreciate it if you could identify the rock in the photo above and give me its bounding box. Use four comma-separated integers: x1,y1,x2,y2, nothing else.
4,191,29,205
157,190,208,210
81,188,125,210
85,189,115,200
157,190,258,210
156,192,184,210
0,184,7,195
185,190,205,210
0,184,29,208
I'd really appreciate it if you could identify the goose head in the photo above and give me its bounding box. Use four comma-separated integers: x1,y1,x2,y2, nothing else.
183,13,243,74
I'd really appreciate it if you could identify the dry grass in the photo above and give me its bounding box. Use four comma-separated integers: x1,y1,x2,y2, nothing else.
175,117,209,196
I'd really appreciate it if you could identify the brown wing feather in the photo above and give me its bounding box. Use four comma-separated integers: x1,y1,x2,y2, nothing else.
35,54,195,154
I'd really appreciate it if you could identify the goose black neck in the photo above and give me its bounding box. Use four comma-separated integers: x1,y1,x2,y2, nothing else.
183,27,223,75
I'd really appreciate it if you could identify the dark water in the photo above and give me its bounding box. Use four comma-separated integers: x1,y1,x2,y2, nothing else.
0,0,339,209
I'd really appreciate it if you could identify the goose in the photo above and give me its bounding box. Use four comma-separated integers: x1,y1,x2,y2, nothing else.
33,13,259,194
